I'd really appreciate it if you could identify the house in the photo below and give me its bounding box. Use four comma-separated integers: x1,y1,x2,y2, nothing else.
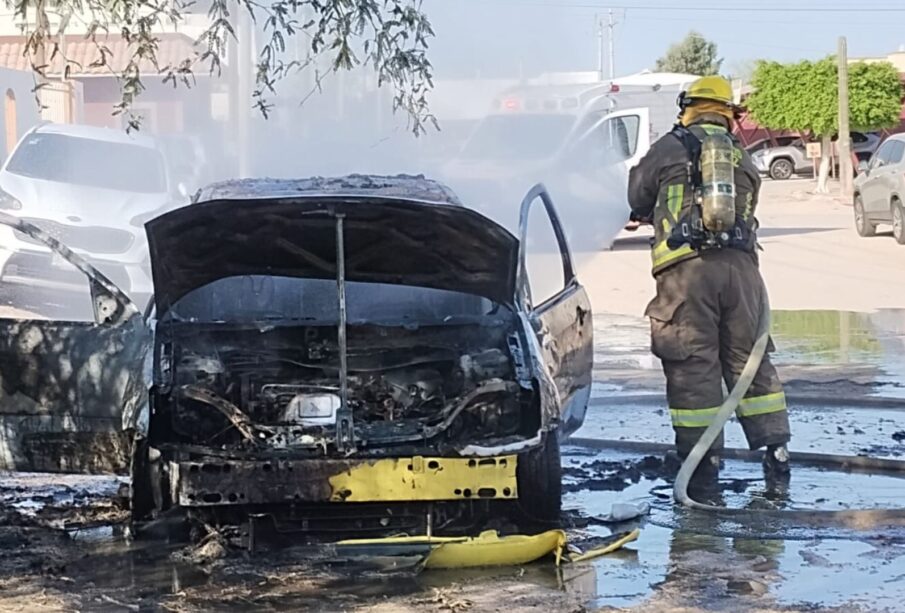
0,33,217,135
0,65,42,155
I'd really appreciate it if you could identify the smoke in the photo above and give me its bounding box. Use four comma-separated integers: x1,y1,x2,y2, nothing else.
238,67,633,243
0,5,642,320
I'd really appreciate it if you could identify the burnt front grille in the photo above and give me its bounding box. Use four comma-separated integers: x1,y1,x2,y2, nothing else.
14,218,134,255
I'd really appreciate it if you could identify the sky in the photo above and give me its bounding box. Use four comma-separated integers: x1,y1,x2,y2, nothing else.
423,0,905,80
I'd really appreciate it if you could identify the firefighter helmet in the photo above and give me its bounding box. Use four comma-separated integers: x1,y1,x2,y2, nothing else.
677,75,738,110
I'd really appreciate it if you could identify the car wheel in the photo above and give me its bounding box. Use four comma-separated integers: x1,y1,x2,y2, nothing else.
516,432,562,524
769,158,794,180
854,195,876,237
893,200,905,245
129,437,156,521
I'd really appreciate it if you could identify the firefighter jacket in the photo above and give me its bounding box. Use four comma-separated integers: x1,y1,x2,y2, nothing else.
627,115,762,275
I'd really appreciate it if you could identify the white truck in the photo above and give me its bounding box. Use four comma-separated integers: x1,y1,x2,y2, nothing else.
441,79,691,247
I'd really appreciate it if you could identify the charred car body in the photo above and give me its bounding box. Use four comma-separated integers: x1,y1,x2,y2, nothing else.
0,175,592,539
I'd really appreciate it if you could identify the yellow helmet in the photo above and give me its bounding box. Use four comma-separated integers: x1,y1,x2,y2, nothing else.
678,75,736,108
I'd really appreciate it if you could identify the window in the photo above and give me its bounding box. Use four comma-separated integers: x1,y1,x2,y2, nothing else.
747,136,797,154
460,114,575,161
6,133,167,193
888,140,905,165
4,89,15,156
571,114,641,167
746,140,771,154
872,141,897,168
619,115,641,157
599,115,641,161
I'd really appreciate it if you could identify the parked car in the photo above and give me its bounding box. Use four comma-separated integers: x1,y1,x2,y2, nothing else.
744,135,799,155
0,123,181,313
0,175,593,540
853,134,905,244
751,132,880,180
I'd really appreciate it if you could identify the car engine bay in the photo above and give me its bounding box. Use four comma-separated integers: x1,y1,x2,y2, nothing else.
149,322,538,457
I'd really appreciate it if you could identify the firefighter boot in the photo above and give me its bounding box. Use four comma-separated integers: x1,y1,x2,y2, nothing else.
763,444,790,477
685,453,722,504
763,444,791,499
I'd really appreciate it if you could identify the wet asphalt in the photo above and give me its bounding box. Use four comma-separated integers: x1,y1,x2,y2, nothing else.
2,310,905,611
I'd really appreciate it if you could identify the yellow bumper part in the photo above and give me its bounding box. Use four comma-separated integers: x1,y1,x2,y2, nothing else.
427,529,567,568
335,528,640,569
328,455,517,502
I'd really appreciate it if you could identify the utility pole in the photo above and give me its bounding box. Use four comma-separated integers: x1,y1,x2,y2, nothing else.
608,9,616,80
597,15,605,81
596,10,617,81
838,36,853,200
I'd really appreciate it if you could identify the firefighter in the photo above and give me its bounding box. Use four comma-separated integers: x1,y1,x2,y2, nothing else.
627,75,791,485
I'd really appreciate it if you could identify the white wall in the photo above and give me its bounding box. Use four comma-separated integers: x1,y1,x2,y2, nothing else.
0,67,42,155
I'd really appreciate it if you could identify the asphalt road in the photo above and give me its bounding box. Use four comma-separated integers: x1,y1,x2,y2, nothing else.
575,178,905,316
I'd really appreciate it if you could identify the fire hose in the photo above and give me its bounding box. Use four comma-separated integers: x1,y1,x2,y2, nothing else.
667,287,905,528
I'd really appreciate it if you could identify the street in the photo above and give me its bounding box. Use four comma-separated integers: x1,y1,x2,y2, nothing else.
2,177,905,612
581,178,905,316
0,1,904,610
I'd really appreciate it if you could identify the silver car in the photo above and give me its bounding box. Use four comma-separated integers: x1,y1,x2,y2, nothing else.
853,134,905,244
751,132,880,180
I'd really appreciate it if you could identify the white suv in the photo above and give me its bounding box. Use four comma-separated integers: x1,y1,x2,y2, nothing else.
853,133,905,245
0,123,179,312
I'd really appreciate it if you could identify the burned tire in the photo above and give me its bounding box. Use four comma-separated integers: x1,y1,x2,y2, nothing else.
129,437,156,522
516,432,562,524
769,158,794,180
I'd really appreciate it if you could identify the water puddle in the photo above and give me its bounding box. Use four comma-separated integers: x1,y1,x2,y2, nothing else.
593,308,905,398
68,540,211,594
561,445,905,610
577,396,905,460
0,309,901,610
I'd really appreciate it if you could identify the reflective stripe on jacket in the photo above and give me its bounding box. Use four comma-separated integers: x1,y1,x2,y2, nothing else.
627,116,762,276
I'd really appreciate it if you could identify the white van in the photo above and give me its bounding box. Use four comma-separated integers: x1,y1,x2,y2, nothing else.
441,81,684,245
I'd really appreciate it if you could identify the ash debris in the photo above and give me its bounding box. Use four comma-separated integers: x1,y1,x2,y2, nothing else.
563,455,667,493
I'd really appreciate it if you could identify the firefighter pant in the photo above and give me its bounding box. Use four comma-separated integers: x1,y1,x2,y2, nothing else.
645,249,791,456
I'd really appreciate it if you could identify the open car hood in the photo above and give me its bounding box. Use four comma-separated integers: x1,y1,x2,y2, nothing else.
146,195,520,315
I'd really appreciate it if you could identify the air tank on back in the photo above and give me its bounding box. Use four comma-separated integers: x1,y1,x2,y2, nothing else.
699,132,736,233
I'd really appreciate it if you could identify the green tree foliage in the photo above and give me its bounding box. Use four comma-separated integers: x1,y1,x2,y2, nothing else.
746,58,901,192
655,31,722,76
15,0,436,133
746,58,902,135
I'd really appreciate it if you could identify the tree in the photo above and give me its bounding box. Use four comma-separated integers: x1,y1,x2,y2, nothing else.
14,0,436,133
655,31,722,76
746,59,902,193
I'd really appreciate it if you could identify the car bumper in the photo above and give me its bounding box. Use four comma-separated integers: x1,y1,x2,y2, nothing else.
168,454,519,507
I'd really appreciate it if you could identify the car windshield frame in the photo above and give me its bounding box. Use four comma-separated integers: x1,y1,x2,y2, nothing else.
161,275,506,326
5,132,168,194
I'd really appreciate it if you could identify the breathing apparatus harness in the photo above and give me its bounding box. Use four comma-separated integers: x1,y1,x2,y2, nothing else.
665,91,757,254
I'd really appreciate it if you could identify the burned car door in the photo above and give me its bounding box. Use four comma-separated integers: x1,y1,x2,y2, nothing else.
0,213,149,473
517,185,593,437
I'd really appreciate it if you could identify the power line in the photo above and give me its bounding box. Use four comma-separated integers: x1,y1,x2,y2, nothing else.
463,0,905,12
617,13,905,26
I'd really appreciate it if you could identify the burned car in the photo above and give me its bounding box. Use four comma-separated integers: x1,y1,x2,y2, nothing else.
0,175,592,539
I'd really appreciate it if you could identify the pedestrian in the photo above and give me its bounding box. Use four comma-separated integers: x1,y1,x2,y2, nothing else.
626,75,791,488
